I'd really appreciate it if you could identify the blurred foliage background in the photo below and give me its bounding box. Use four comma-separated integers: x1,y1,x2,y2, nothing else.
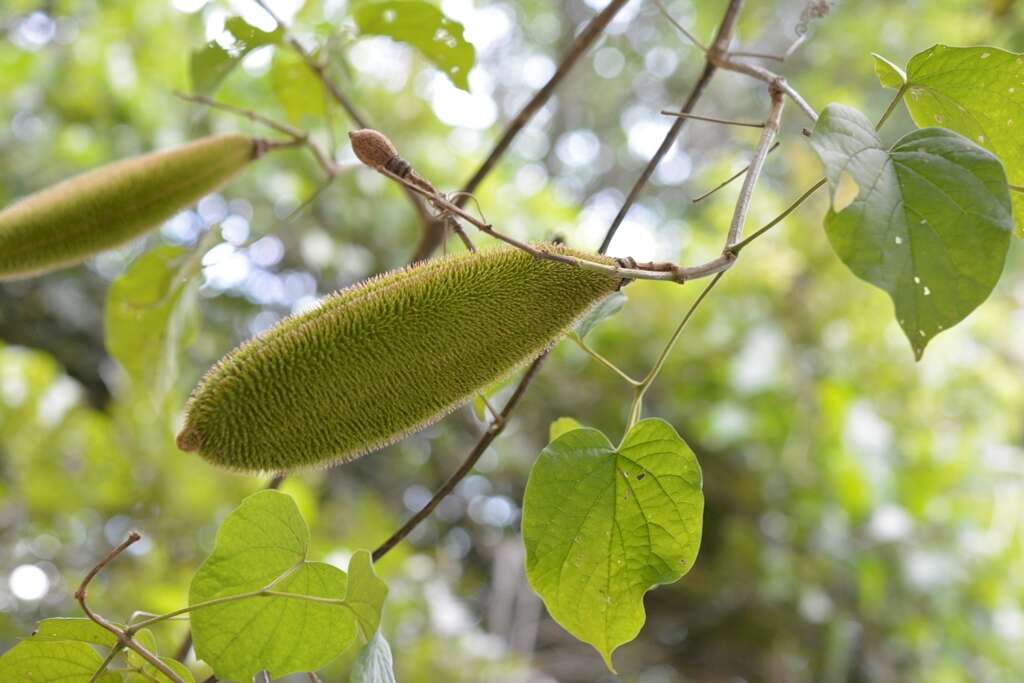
2,0,1024,681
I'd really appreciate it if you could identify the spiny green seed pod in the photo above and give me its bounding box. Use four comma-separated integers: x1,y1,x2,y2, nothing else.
177,245,623,472
0,133,258,280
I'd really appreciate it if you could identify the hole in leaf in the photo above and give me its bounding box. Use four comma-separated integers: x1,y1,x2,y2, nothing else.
832,170,860,212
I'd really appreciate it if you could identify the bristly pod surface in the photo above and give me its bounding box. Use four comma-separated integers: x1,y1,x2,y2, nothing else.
177,245,623,472
0,133,257,280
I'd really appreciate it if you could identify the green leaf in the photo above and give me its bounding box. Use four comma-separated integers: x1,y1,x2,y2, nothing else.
124,657,195,683
523,419,704,671
270,49,325,124
104,244,204,406
353,1,475,90
350,630,397,683
871,53,906,89
189,490,358,681
31,618,118,648
0,639,121,682
548,417,584,442
575,291,627,339
808,104,1012,359
876,45,1024,234
345,550,389,639
190,16,283,95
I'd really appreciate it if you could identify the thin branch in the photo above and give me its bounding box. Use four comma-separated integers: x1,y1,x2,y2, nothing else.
1009,184,1024,194
653,0,708,52
729,178,826,254
75,533,185,683
411,0,633,261
372,354,547,561
626,272,724,428
726,89,785,246
90,644,124,683
572,334,641,386
729,50,785,62
249,0,438,236
175,91,306,139
691,141,780,203
876,84,908,131
660,110,765,128
251,0,367,127
708,54,817,121
175,91,339,178
599,0,746,254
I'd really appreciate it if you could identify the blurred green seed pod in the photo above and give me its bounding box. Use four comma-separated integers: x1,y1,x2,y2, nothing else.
0,133,258,280
177,245,623,472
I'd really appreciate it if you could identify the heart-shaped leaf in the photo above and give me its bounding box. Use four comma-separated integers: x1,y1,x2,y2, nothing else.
344,549,389,639
875,44,1024,234
522,419,703,671
189,490,358,681
809,103,1012,359
30,618,118,648
0,639,121,682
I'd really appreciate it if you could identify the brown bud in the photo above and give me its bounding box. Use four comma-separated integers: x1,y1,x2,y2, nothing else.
348,129,398,170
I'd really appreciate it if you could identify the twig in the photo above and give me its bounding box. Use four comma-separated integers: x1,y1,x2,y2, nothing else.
75,533,186,683
875,84,908,131
175,91,306,139
729,178,825,254
660,110,765,128
175,91,339,178
726,89,785,246
411,0,633,261
249,0,438,236
653,0,708,52
251,0,367,127
691,141,780,203
90,645,124,683
598,0,746,254
729,50,785,62
572,334,641,386
626,272,724,428
708,53,817,121
372,354,547,561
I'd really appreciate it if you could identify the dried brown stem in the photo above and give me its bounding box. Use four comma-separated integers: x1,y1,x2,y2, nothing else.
598,0,746,255
373,355,547,561
660,110,766,128
692,142,780,203
250,0,437,234
410,0,633,261
76,532,185,683
175,91,339,178
726,89,785,246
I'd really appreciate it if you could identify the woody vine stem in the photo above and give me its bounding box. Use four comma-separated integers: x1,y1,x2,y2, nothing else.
74,1,849,680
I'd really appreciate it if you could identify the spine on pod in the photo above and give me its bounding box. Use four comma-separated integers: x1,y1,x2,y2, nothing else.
177,244,623,472
0,133,257,280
